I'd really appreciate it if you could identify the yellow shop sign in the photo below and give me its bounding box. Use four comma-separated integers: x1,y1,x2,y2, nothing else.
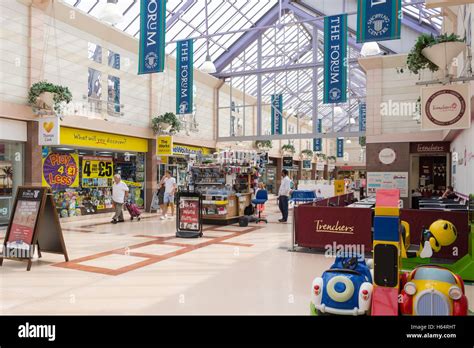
60,127,148,153
334,180,345,196
156,135,173,156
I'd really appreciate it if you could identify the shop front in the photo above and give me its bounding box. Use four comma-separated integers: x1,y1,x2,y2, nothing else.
0,119,26,226
409,142,451,197
42,127,148,219
301,159,313,180
157,143,214,189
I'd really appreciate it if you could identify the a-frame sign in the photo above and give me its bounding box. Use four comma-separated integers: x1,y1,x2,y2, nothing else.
0,186,69,271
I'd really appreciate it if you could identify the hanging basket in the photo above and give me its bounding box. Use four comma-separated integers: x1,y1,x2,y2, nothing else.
422,41,466,71
36,92,55,110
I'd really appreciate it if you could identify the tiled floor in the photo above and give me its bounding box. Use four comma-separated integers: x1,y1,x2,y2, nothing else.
0,201,473,315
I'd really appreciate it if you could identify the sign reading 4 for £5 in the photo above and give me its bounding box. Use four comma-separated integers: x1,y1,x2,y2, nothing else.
357,0,401,43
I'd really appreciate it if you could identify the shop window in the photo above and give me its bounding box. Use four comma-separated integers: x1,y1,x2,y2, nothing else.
0,142,24,226
108,50,120,70
88,68,102,111
88,42,102,64
107,75,120,115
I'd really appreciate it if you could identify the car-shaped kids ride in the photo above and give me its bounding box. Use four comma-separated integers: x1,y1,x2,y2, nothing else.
399,265,468,316
311,256,373,316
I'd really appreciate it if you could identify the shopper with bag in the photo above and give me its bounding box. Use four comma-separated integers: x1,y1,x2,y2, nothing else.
111,174,129,224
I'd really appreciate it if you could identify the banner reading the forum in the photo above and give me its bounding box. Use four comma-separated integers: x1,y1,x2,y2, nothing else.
176,39,193,114
271,94,283,135
138,0,166,74
313,119,323,152
357,0,401,43
324,14,347,104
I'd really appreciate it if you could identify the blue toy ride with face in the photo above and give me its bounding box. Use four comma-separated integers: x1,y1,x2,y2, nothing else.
311,255,373,316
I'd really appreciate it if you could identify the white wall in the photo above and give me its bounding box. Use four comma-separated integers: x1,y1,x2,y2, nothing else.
451,122,474,197
0,0,29,104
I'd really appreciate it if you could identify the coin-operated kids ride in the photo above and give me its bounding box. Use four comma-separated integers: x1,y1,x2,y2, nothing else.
310,255,373,316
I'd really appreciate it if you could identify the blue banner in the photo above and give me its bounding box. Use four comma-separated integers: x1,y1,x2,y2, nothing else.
324,14,347,104
359,102,366,132
313,119,323,152
271,94,283,135
139,0,166,74
357,0,401,43
337,138,344,158
176,39,193,114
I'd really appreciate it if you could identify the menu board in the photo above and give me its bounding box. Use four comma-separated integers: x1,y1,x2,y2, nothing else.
82,156,114,188
179,197,200,231
1,187,69,270
303,160,312,170
367,172,409,198
6,188,44,253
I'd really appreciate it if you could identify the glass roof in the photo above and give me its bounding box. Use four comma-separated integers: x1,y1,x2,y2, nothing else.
62,0,442,134
63,0,278,69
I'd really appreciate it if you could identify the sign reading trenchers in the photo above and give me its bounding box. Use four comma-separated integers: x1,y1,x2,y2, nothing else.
324,14,347,104
421,83,471,131
38,116,60,146
156,135,173,156
357,0,402,43
176,39,193,114
271,94,283,135
139,0,166,74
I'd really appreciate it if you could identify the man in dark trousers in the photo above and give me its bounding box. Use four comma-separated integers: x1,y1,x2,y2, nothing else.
278,169,292,223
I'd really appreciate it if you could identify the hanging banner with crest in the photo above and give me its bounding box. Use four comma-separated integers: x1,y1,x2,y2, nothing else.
357,0,402,43
138,0,166,74
176,39,194,114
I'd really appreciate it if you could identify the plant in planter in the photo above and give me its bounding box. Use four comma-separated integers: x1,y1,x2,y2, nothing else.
407,33,464,74
327,155,337,162
281,144,295,154
316,153,327,161
28,81,72,114
255,140,272,150
301,149,313,158
151,112,182,135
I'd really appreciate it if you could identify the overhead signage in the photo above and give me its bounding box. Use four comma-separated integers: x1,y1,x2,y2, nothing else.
357,0,402,43
138,0,166,74
324,14,347,104
359,102,366,131
176,39,194,114
421,84,471,130
303,160,312,170
367,172,409,197
410,142,450,154
42,153,79,189
378,148,397,165
82,156,114,188
271,94,283,135
38,116,60,146
173,144,212,156
337,138,344,158
157,135,173,156
283,156,293,168
313,119,323,152
1,187,69,271
60,127,148,153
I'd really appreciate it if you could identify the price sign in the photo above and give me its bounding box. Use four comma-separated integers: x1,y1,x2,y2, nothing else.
82,156,114,179
82,156,114,188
